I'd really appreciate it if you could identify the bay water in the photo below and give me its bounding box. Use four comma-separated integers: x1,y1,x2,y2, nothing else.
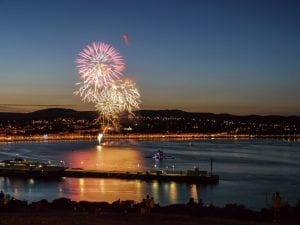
0,138,299,210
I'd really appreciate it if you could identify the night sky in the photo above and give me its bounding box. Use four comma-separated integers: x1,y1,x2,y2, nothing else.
0,0,299,115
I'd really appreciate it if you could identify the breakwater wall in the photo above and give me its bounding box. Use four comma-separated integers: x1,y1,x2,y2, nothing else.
63,169,219,184
0,168,219,184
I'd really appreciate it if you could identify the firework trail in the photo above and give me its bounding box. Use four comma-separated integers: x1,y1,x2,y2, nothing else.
112,79,141,113
74,82,98,102
122,33,130,46
95,85,122,126
75,42,141,134
94,79,141,127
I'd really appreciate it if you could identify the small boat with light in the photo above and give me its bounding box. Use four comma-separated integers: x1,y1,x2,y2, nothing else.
145,150,174,160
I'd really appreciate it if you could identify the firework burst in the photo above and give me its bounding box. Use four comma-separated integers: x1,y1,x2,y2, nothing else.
74,82,97,102
75,42,141,133
76,42,124,91
94,79,141,125
112,79,141,113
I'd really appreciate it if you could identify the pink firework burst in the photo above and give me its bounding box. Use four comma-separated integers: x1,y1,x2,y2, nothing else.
76,42,125,90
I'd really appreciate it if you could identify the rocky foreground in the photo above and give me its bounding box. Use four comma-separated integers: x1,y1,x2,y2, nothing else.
0,197,299,225
0,212,277,225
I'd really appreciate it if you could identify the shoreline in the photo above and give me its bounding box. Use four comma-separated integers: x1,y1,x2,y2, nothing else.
0,133,299,143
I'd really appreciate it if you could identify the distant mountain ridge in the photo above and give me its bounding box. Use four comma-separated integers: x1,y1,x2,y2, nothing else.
0,108,96,120
136,110,300,130
0,108,299,135
136,109,299,122
27,108,97,120
0,108,299,123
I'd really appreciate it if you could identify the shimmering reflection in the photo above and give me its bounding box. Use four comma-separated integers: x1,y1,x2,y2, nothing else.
57,178,195,204
66,145,145,171
151,181,159,197
60,178,147,203
189,184,199,202
168,182,178,204
79,178,85,194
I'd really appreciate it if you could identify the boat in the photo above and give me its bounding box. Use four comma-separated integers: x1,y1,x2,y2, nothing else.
0,157,67,177
145,150,174,160
153,149,164,160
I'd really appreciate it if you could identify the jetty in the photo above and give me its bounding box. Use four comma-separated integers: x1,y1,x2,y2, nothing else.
0,166,219,184
62,167,219,184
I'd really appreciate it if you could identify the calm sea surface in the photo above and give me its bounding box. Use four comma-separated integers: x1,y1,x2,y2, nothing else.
0,139,299,210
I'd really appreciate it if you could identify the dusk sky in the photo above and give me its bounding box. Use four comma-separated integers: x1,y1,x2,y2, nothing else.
0,0,299,115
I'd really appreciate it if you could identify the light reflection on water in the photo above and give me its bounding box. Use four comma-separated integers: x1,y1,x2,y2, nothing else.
61,178,149,203
66,145,146,171
59,177,199,205
1,176,201,206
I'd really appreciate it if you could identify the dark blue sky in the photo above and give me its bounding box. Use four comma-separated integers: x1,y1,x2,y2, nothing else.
0,0,299,115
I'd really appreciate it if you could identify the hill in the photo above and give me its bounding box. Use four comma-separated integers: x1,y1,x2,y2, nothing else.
0,108,96,120
0,108,299,125
0,108,298,135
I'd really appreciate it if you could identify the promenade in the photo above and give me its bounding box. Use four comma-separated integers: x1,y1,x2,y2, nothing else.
1,133,299,143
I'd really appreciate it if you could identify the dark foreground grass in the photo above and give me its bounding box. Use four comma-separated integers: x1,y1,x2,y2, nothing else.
0,212,279,225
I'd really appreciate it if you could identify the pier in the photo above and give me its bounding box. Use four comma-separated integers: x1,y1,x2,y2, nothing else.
0,167,219,184
62,168,219,184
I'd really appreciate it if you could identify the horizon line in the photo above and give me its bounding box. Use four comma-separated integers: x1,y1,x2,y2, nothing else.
0,107,299,117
